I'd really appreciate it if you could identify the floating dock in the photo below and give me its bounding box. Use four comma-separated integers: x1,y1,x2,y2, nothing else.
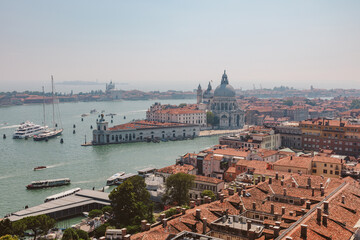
7,190,110,221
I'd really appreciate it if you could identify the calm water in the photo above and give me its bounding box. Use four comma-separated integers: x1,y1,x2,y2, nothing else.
0,99,218,217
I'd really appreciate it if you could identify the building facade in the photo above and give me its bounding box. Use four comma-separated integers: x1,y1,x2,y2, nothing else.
92,115,200,145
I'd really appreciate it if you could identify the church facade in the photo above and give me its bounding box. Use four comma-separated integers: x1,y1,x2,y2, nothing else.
197,71,244,129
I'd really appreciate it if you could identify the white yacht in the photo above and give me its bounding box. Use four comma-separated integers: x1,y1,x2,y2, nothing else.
13,121,47,139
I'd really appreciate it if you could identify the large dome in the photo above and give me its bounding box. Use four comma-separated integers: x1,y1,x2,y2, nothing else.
213,70,236,97
214,84,236,97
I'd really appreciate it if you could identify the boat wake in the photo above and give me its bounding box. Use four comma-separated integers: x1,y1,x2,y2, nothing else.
0,174,15,180
0,125,20,129
47,163,68,169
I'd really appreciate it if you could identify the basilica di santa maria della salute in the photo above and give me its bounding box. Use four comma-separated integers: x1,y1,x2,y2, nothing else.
197,71,245,129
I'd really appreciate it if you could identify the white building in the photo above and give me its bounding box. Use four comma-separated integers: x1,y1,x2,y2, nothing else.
92,115,200,145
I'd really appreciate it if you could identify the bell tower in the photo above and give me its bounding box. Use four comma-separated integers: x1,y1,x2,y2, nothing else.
197,84,203,104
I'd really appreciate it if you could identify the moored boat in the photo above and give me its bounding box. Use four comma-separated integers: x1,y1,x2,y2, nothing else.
106,172,125,186
33,128,63,141
13,121,47,139
26,178,70,189
44,187,81,202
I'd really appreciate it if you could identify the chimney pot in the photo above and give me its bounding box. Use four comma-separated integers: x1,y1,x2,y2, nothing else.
317,207,322,223
202,218,207,234
145,223,151,231
160,213,165,220
323,201,329,214
275,172,279,180
323,214,328,227
342,195,345,204
196,209,201,219
300,224,308,239
281,179,284,186
321,187,325,196
289,211,294,216
282,206,286,215
141,220,148,232
162,218,168,228
181,208,186,214
306,201,311,209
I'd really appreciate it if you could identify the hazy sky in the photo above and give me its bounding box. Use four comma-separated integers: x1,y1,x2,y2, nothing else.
0,0,359,93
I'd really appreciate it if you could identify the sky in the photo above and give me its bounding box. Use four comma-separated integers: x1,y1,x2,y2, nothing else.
0,0,359,93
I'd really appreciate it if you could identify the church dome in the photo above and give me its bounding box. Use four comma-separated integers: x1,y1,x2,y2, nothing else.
214,70,236,97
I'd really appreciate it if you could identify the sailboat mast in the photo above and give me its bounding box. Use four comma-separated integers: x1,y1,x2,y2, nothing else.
42,86,46,126
51,76,55,128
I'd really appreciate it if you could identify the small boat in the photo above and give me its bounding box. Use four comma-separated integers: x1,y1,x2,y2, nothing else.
26,178,70,189
90,109,97,114
115,173,137,185
106,172,125,186
34,166,47,171
81,114,89,117
106,113,117,116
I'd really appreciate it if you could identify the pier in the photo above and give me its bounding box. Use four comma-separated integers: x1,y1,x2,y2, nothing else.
7,190,110,221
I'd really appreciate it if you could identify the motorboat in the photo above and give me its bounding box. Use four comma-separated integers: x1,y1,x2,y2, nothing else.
13,121,47,139
106,172,125,186
26,178,71,189
34,166,47,171
33,128,63,141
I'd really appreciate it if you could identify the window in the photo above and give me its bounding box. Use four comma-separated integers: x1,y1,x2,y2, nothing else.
324,164,327,167
330,170,333,174
312,169,317,173
323,169,327,174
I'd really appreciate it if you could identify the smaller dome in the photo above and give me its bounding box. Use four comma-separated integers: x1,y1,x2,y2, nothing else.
214,84,236,97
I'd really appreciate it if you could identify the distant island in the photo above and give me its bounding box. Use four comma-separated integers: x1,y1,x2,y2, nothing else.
57,81,129,86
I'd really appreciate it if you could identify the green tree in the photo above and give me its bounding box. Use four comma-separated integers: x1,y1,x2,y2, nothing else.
109,176,153,227
0,235,18,240
62,228,79,240
93,223,109,239
88,209,102,218
0,219,13,236
101,206,113,214
206,111,215,126
163,173,195,206
22,215,55,240
75,229,89,240
283,100,294,106
350,99,360,109
201,190,216,201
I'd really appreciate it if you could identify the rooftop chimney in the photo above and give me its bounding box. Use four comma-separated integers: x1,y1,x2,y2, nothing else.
275,172,279,180
239,204,244,213
141,220,148,232
289,211,294,216
273,226,280,238
220,194,225,203
269,177,272,184
262,175,265,182
321,187,325,196
300,224,308,239
123,234,131,240
323,214,328,227
160,213,166,220
312,187,315,197
162,218,168,228
181,208,186,215
229,188,234,195
317,207,322,224
282,174,285,179
176,206,181,213
307,177,311,188
283,188,287,196
281,179,284,186
190,201,195,208
271,203,274,214
342,195,345,204
202,218,207,234
323,201,329,214
306,201,311,209
196,209,201,219
145,223,151,231
242,190,246,197
292,181,296,187
282,206,286,215
252,202,256,210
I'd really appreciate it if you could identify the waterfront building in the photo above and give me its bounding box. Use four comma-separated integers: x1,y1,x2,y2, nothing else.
197,71,245,129
146,103,206,127
92,115,200,145
300,118,360,157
